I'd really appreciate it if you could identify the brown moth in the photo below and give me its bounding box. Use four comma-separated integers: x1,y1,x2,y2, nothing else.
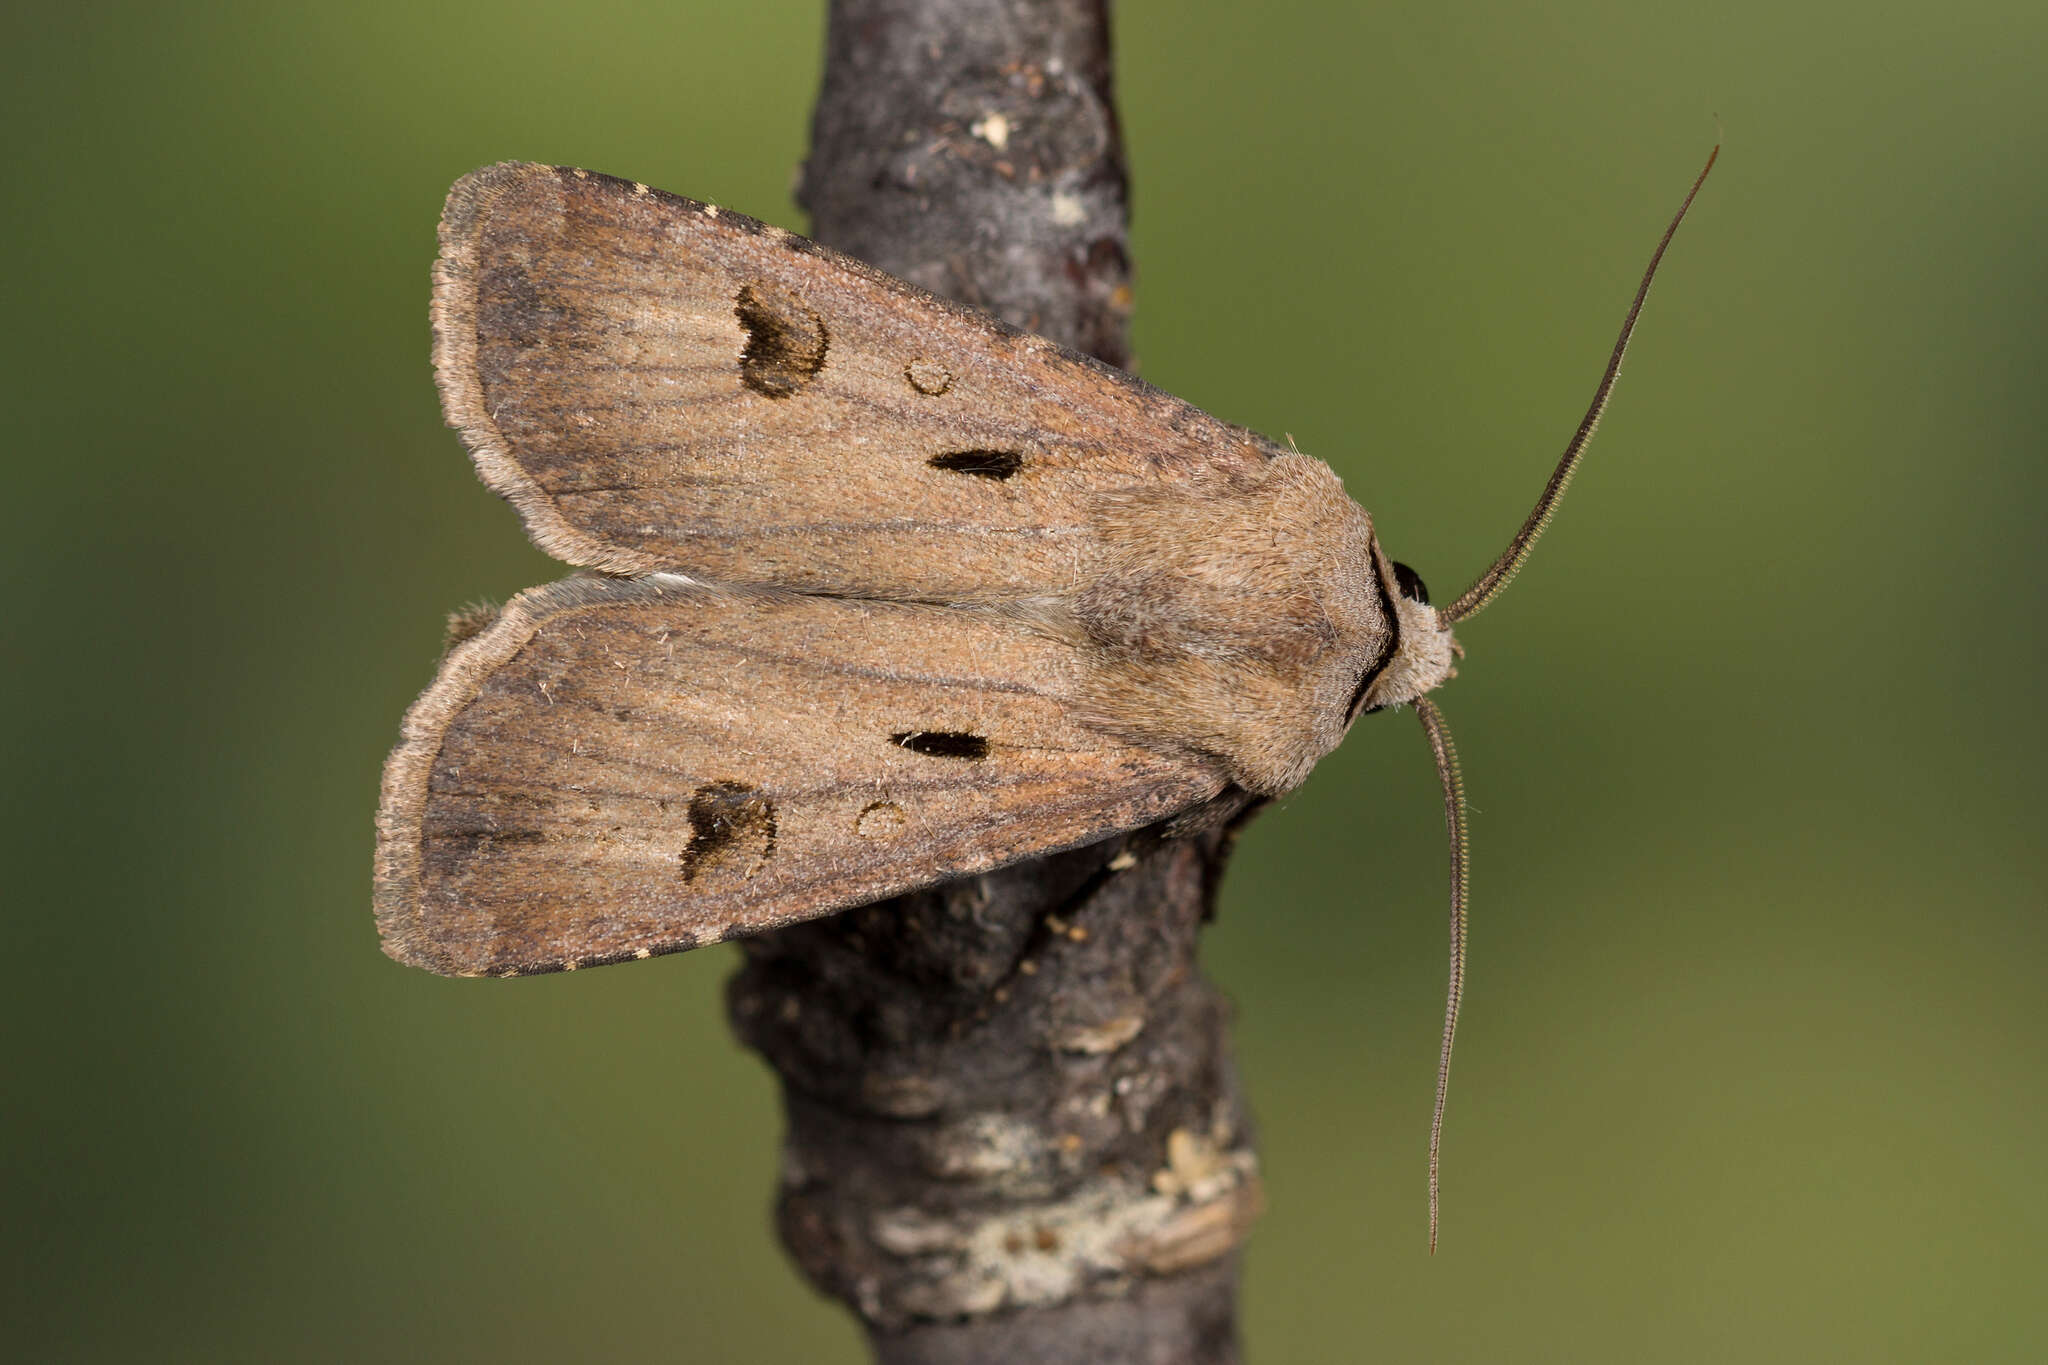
375,150,1716,1250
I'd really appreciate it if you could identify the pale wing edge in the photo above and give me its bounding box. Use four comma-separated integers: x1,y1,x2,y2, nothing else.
432,163,663,575
375,574,739,973
373,572,582,973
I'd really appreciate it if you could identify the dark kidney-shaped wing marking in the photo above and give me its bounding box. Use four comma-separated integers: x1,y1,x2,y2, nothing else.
432,162,1287,599
374,576,1229,977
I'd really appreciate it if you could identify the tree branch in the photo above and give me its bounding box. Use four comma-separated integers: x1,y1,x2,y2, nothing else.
727,3,1263,1361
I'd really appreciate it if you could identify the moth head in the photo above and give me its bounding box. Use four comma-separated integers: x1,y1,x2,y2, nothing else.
1352,547,1460,718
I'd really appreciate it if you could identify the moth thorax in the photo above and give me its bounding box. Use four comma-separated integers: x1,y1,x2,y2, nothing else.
1363,594,1459,711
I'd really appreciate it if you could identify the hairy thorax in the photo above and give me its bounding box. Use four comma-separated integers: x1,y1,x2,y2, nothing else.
1065,453,1394,794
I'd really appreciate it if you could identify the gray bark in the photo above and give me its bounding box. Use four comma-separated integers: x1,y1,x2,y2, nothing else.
725,2,1266,1362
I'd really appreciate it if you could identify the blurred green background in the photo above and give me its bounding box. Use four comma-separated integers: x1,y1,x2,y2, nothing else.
7,1,2043,1359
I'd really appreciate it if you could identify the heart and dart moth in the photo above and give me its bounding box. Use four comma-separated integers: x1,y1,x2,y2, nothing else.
375,149,1717,1250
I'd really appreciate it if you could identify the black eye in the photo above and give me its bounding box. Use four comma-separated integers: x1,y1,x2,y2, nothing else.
1392,561,1430,606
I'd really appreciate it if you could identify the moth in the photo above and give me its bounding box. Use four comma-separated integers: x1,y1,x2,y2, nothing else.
375,149,1716,1250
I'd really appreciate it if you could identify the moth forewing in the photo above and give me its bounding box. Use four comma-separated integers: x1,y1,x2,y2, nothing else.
374,575,1229,978
431,162,1294,603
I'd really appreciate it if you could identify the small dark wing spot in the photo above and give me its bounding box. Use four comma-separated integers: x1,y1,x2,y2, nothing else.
681,780,779,882
735,284,828,398
891,731,990,760
927,450,1023,480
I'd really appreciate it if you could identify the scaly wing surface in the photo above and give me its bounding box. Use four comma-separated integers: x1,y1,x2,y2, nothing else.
375,576,1228,977
433,162,1284,598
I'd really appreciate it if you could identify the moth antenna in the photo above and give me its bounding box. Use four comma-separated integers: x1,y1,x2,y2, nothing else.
1441,145,1719,625
1415,696,1468,1255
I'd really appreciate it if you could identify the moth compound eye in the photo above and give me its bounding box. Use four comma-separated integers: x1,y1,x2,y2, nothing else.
1392,561,1430,606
